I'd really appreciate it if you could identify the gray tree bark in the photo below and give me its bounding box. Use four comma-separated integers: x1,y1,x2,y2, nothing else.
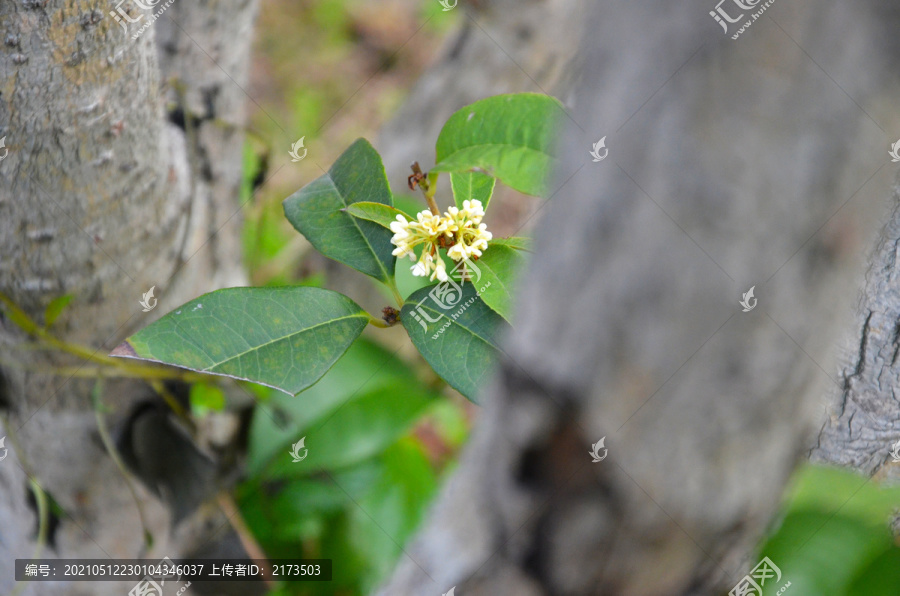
378,0,900,594
0,1,256,594
810,185,900,484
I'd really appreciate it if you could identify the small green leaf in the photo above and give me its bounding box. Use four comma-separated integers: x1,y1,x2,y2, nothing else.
450,171,496,210
111,287,369,396
401,282,509,401
344,201,410,230
44,294,74,327
474,243,526,321
433,93,563,197
283,138,395,282
189,382,226,414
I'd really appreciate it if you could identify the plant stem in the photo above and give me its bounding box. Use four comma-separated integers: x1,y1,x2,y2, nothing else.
92,379,154,551
8,479,49,596
410,162,440,215
148,380,194,429
0,291,208,383
216,493,276,588
368,314,390,328
386,279,405,308
0,357,207,383
3,420,48,596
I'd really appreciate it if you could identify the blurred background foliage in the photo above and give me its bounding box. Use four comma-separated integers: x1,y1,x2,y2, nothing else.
226,1,900,594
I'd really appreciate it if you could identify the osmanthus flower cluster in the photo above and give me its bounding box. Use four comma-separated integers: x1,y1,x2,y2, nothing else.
389,199,492,282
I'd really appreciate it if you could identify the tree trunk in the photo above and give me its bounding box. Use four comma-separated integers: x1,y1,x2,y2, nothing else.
810,183,900,485
378,0,900,594
0,1,256,593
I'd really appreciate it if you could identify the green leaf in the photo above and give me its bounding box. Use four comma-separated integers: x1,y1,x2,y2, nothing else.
847,547,900,596
344,201,410,230
348,439,438,590
283,138,396,282
111,287,369,396
238,439,438,596
247,338,438,475
189,382,226,414
394,244,434,301
759,511,891,595
782,466,900,527
474,242,526,321
392,194,427,219
450,171,496,210
401,282,509,401
246,461,382,540
752,465,900,596
44,294,74,327
275,378,432,476
432,93,563,197
493,236,533,252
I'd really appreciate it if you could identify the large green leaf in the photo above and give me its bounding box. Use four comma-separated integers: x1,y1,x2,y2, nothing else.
753,466,900,596
475,242,526,321
450,171,496,210
237,439,438,596
847,548,900,596
111,287,368,396
247,338,438,475
432,93,563,197
283,138,395,282
782,466,900,527
759,511,891,595
348,439,438,591
240,461,382,541
401,282,509,401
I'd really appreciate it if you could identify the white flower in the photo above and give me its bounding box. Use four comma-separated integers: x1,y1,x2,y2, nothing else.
389,215,410,237
411,257,430,277
432,256,448,282
390,210,446,260
443,201,491,263
461,199,485,221
447,242,469,261
409,251,447,281
389,199,493,279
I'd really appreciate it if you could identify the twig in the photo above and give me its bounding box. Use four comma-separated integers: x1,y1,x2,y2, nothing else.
409,162,441,215
92,379,154,552
216,493,276,588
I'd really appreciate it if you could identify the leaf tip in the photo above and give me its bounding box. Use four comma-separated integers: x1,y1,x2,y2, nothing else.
109,341,137,358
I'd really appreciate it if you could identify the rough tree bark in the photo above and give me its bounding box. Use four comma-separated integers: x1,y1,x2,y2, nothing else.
0,1,256,594
810,185,900,485
378,0,900,594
